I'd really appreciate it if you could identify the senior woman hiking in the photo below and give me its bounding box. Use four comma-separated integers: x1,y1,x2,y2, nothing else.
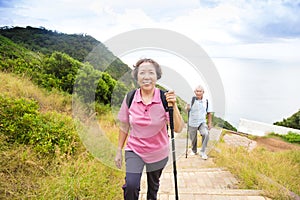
115,58,184,200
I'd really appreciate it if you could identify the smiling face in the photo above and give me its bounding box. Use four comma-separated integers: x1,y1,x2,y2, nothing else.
137,62,157,91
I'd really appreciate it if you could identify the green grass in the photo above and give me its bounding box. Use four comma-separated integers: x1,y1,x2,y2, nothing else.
4,71,299,199
0,72,124,200
270,132,300,144
211,133,300,200
36,152,124,200
0,142,124,199
0,72,72,114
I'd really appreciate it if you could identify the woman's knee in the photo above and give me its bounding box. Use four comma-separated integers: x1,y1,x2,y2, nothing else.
125,173,141,190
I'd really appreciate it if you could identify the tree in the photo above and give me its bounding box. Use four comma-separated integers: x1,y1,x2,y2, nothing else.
274,110,300,129
42,52,81,93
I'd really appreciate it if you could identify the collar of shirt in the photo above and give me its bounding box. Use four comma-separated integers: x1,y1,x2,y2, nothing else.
196,96,203,100
196,97,207,103
135,88,161,104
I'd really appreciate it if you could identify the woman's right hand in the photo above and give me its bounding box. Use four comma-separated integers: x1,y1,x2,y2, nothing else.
114,149,122,169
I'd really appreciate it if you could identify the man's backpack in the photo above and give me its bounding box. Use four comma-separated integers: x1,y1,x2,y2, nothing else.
191,96,208,112
126,89,169,112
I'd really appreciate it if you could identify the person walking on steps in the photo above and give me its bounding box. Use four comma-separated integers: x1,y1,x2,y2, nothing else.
115,58,184,200
186,85,213,160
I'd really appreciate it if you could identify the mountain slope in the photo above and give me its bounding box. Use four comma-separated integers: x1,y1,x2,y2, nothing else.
0,26,237,130
0,26,99,61
0,26,130,80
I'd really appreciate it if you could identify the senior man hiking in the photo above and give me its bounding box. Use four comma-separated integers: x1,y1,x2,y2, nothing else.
186,84,213,160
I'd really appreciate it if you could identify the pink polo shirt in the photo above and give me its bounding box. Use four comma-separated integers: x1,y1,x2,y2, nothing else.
118,88,169,163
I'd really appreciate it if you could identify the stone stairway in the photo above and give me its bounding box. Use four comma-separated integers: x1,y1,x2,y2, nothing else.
139,155,264,200
139,128,267,200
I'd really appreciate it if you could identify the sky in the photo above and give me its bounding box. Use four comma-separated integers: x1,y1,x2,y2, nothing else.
1,0,300,127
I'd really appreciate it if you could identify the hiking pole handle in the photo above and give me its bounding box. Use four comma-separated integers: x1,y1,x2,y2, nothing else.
166,90,175,130
168,105,174,130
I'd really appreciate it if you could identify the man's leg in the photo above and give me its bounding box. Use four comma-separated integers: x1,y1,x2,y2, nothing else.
188,126,198,154
199,123,209,158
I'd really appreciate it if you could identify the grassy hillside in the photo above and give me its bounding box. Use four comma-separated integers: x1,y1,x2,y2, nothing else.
1,26,300,199
0,34,129,107
1,27,237,129
0,72,124,199
212,130,300,199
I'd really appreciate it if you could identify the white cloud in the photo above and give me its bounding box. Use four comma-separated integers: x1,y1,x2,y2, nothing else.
1,0,300,126
161,5,240,44
2,0,300,42
228,0,300,40
204,38,300,63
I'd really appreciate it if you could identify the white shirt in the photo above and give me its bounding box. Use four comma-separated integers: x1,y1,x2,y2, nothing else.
188,98,212,127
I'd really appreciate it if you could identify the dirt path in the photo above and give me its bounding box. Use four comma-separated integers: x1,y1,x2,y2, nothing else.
254,137,300,152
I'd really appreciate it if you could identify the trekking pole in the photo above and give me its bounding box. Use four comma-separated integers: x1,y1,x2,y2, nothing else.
185,110,190,158
168,102,179,200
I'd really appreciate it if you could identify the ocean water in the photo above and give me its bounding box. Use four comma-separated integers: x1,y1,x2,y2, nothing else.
120,51,300,129
214,58,300,128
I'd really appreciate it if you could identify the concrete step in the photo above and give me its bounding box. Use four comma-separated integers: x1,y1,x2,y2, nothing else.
137,128,268,200
139,192,266,200
139,168,265,199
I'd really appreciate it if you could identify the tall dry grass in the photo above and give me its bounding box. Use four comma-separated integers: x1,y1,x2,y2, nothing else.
0,72,125,199
211,134,300,200
0,72,71,113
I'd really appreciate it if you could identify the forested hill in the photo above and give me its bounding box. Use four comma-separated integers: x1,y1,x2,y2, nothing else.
0,26,99,61
0,26,129,80
0,33,129,105
0,26,237,131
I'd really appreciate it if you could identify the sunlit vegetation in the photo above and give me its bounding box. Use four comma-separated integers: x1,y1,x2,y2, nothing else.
1,26,298,199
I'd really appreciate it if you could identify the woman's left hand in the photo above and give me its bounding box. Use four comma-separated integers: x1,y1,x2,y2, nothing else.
165,90,177,106
165,90,184,132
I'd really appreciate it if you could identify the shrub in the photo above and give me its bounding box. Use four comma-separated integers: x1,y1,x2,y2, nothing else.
274,110,300,129
0,95,80,156
270,132,300,144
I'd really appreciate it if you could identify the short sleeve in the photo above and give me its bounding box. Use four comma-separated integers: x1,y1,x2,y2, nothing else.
118,95,129,123
207,99,213,113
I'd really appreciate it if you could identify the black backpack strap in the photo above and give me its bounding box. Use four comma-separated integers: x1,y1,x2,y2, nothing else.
126,89,136,108
159,90,169,133
191,96,196,107
206,99,208,112
160,89,168,112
